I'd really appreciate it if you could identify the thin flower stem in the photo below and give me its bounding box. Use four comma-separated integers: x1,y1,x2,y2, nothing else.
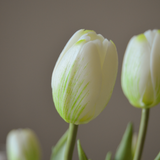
133,108,150,160
64,123,78,160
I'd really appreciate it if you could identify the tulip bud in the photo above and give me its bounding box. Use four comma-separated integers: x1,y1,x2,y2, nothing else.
121,29,160,108
6,129,41,160
51,29,118,124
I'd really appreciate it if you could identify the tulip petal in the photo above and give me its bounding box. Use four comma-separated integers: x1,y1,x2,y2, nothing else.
53,29,84,76
94,40,118,118
122,34,155,108
52,42,85,121
52,41,102,124
92,39,104,67
144,30,158,46
150,32,160,106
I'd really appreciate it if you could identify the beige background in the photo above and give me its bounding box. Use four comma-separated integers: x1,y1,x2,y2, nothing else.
0,1,160,160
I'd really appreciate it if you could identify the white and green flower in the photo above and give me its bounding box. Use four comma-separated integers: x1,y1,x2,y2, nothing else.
6,129,41,160
121,29,160,108
51,29,118,124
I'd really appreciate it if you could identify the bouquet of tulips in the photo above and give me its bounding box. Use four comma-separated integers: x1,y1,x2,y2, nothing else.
5,29,160,160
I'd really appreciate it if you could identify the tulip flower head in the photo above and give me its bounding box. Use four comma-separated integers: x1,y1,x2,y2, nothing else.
6,129,41,160
51,29,118,124
121,29,160,108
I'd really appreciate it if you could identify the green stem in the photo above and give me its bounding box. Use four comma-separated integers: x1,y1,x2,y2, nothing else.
64,123,78,160
133,108,150,160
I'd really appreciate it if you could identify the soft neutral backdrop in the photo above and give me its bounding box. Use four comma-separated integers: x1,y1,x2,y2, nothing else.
0,1,160,160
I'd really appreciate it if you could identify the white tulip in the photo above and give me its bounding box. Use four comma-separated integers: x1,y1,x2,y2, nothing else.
121,29,160,108
51,29,118,124
6,129,41,160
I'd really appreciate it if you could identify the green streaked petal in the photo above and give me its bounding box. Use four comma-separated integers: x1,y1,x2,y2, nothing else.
122,30,160,108
121,35,153,108
52,41,102,124
52,43,83,122
52,29,84,75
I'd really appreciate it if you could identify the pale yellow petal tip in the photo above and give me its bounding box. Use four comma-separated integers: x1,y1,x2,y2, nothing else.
158,30,160,33
76,39,86,45
83,29,95,34
136,34,146,42
110,40,116,48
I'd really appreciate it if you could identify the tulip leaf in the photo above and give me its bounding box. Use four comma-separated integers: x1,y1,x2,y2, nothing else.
77,139,90,160
105,152,112,160
50,129,68,160
114,122,133,160
154,152,160,160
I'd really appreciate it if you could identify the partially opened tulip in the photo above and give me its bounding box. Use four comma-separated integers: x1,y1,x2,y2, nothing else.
51,29,118,125
121,29,160,108
51,29,118,160
121,29,160,160
6,129,41,160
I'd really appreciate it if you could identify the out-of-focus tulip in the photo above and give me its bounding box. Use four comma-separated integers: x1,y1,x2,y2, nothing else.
6,129,41,160
121,29,160,108
51,29,118,124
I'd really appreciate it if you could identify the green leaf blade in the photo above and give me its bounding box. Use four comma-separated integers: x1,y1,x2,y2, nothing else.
115,122,133,160
77,139,89,160
105,151,112,160
155,152,160,160
50,130,68,160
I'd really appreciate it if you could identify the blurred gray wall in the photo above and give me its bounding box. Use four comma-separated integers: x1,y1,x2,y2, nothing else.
0,1,160,160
